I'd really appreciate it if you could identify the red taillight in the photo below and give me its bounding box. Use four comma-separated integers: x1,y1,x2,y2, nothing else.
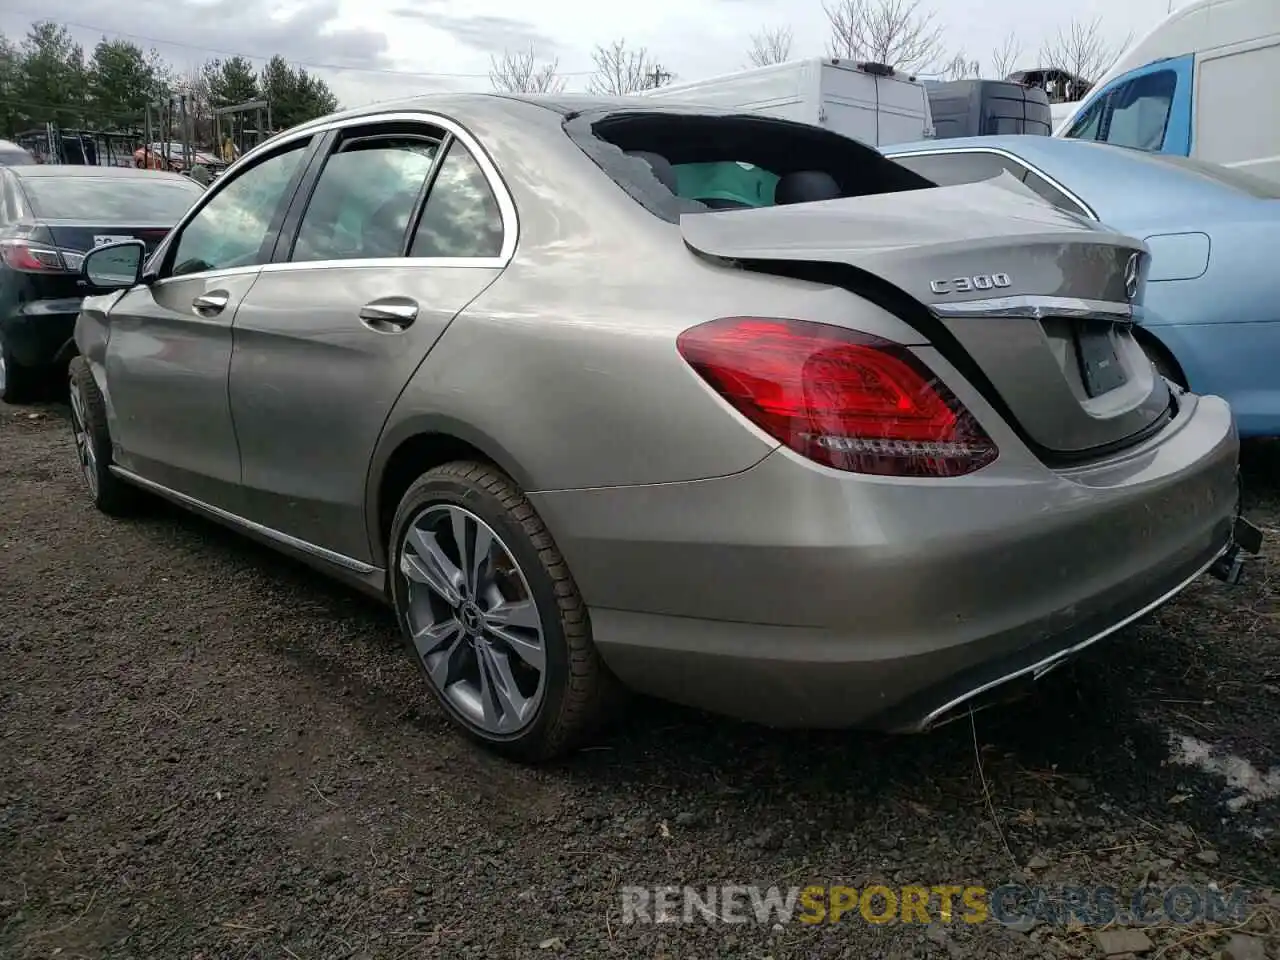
676,316,998,478
0,239,69,273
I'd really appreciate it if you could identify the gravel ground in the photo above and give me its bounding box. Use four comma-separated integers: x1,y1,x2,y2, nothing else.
1,399,1278,960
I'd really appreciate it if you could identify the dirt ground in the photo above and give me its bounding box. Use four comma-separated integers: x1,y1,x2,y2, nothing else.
1,399,1278,960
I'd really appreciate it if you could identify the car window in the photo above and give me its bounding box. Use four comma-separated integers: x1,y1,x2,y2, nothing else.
889,151,1027,187
292,135,440,263
18,176,202,222
1065,96,1106,141
170,141,309,277
0,149,34,166
1101,70,1176,151
1021,170,1090,217
408,141,504,258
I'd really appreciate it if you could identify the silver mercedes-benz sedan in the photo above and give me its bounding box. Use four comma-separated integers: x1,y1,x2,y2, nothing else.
68,93,1260,761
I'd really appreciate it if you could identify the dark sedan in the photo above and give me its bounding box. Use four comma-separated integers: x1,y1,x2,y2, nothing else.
0,165,203,402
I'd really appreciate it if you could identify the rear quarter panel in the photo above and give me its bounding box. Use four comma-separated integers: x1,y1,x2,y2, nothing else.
375,97,928,495
389,245,928,492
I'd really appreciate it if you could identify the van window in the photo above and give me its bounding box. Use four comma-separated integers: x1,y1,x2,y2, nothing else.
1064,69,1177,152
1065,98,1105,140
1104,71,1176,150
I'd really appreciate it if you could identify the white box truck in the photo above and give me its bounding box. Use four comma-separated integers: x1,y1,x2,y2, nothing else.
641,58,935,147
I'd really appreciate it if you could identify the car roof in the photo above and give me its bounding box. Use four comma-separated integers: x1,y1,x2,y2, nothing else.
277,91,791,143
882,134,1275,218
8,164,193,183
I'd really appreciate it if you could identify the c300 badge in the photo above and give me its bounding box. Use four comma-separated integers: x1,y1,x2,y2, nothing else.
929,273,1012,295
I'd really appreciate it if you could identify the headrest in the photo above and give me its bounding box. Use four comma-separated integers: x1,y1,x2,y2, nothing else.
774,170,842,205
626,150,678,193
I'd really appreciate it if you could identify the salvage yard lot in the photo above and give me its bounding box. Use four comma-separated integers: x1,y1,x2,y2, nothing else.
1,399,1278,960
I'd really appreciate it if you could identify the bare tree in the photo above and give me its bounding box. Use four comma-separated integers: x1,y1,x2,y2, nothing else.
942,51,981,80
1038,17,1129,95
587,39,671,95
747,25,794,67
990,31,1021,79
824,0,945,72
488,47,566,94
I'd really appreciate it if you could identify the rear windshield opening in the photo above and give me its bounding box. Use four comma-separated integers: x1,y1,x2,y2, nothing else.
565,110,936,222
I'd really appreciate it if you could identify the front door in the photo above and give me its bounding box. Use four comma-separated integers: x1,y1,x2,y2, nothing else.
227,123,510,562
102,138,314,508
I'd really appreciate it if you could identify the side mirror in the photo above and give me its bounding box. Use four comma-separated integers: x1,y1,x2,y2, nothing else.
82,239,146,290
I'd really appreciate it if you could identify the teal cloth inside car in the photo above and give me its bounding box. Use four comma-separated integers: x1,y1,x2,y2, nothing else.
672,161,779,207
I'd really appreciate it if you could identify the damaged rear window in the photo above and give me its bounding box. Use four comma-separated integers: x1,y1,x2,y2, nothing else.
563,109,935,223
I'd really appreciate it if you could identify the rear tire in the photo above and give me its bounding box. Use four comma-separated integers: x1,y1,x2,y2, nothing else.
0,333,44,404
68,357,142,516
389,461,618,762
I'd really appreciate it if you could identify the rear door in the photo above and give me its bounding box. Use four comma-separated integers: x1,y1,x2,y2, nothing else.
227,116,511,563
100,137,315,509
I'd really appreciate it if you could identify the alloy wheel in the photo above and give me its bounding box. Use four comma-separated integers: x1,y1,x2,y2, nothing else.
399,504,547,735
68,379,98,497
0,349,6,394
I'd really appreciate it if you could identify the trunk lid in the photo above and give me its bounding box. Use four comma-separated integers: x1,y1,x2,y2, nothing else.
680,174,1170,458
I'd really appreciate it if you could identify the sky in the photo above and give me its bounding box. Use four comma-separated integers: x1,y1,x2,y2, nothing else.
0,0,1187,110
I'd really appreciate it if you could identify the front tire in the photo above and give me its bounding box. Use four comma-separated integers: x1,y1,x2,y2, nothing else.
68,357,141,516
389,461,615,762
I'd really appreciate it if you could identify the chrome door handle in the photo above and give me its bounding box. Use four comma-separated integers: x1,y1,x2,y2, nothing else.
192,290,230,316
359,298,418,332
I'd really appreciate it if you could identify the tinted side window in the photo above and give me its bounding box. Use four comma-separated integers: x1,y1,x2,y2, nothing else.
171,141,309,277
292,135,440,263
1101,70,1176,150
409,142,504,259
1065,96,1107,140
891,152,1025,187
1022,171,1089,217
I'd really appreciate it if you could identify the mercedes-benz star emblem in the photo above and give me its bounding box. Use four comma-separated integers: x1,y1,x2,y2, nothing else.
1124,253,1141,302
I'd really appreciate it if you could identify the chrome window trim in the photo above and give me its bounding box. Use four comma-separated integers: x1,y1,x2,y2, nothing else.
158,110,518,283
258,257,503,274
152,263,262,288
888,146,1098,221
110,465,379,575
930,295,1134,322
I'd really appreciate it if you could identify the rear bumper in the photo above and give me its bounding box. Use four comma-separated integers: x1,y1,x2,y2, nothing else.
0,297,81,366
529,391,1247,728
